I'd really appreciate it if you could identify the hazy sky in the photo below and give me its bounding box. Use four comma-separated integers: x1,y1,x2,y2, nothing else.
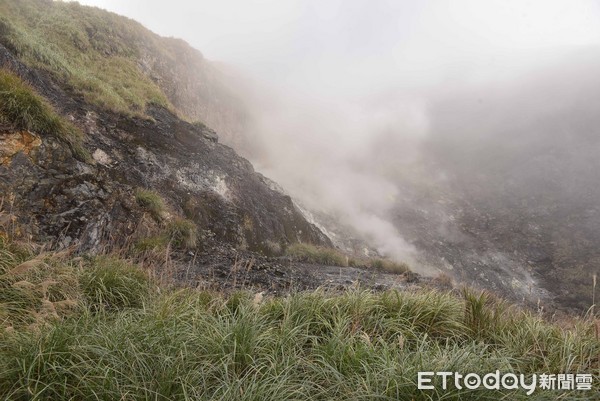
70,0,600,86
66,0,600,265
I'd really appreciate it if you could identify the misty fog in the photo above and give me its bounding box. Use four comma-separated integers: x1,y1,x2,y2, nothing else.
70,0,600,306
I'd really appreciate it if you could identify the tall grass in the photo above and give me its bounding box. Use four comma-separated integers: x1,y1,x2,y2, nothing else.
1,285,598,399
0,237,152,330
80,256,152,311
135,188,166,221
1,236,598,399
286,243,348,266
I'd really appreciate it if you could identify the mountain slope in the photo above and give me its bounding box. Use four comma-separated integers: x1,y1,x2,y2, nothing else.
388,56,600,310
0,0,250,148
0,1,330,256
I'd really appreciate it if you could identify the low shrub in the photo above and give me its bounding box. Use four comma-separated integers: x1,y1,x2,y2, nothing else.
167,218,197,249
286,243,348,266
80,256,151,311
0,69,88,160
134,188,166,221
261,239,285,256
370,258,411,274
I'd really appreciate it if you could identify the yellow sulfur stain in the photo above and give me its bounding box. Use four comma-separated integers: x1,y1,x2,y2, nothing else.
0,130,42,165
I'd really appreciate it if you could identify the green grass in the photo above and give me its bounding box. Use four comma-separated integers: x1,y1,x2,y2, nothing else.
135,188,166,221
133,186,199,249
0,68,88,160
0,238,152,329
132,190,198,250
0,0,172,116
0,283,598,399
368,258,411,274
133,220,198,253
79,256,152,311
1,239,599,400
167,218,197,249
286,243,348,266
134,234,170,252
286,243,412,274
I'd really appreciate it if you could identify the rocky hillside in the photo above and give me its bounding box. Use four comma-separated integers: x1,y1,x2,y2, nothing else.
0,1,331,259
387,56,600,311
3,0,597,315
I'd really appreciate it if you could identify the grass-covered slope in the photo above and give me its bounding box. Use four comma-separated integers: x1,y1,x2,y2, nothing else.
1,236,598,400
0,0,170,114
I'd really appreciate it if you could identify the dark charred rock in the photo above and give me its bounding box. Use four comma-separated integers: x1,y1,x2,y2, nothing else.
0,38,417,299
0,44,330,254
177,244,419,295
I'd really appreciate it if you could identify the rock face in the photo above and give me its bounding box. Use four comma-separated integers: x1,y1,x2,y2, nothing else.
0,131,41,164
0,44,330,253
136,36,252,151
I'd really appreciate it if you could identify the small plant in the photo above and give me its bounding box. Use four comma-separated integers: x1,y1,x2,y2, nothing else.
135,189,166,221
167,218,197,249
370,258,411,274
346,257,366,268
191,120,209,130
80,256,151,311
432,271,454,289
0,69,88,160
286,243,348,266
262,240,283,256
133,235,169,252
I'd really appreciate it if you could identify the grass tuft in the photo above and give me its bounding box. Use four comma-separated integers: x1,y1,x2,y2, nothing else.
0,239,599,400
286,243,348,266
167,218,197,249
135,188,166,221
133,234,169,252
0,69,88,160
369,258,411,274
80,256,151,311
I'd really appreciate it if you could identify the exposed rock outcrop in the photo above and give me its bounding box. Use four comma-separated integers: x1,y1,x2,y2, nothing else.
0,43,330,254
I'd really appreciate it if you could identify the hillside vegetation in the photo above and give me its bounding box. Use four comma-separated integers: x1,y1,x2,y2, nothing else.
0,0,170,114
286,243,411,273
0,0,247,140
0,68,88,159
0,2,598,400
0,235,599,400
